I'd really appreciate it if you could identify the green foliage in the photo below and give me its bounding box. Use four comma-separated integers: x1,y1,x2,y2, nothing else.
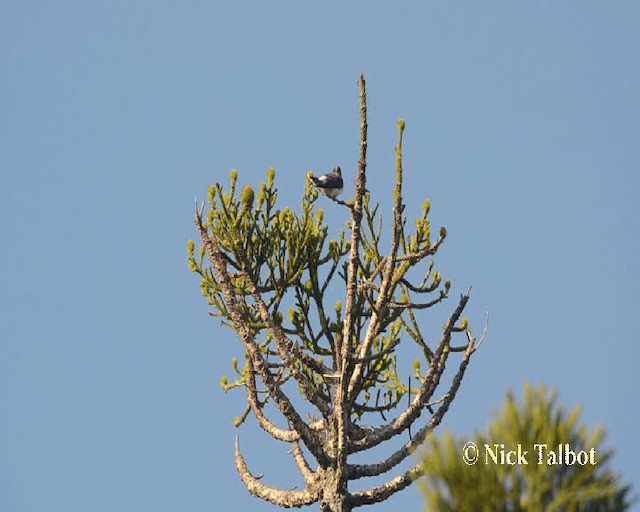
419,384,634,511
187,158,452,421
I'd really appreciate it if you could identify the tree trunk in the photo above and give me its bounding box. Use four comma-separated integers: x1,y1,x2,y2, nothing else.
319,467,350,512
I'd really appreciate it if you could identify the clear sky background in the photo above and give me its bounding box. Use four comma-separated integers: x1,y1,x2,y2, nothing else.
2,2,639,511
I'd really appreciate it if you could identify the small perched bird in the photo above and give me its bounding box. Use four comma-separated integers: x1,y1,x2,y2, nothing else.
311,166,343,199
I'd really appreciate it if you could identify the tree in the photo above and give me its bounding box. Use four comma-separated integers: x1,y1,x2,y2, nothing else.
188,74,483,511
419,383,634,511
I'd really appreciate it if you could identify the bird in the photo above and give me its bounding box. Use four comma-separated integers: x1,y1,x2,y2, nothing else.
310,166,343,199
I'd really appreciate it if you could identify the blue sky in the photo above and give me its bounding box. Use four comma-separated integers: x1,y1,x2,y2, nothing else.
2,2,638,511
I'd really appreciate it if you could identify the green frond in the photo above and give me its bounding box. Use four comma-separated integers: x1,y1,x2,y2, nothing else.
240,185,255,211
422,199,431,217
266,167,275,187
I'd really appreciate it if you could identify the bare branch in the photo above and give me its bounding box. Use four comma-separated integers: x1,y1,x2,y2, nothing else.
349,337,475,479
235,437,318,508
323,194,354,210
394,231,446,264
307,265,338,359
245,357,301,443
237,254,334,381
340,77,369,373
196,214,328,465
349,291,471,453
347,120,405,403
348,463,423,507
360,229,446,291
470,312,489,353
348,337,400,364
329,72,370,503
246,279,332,418
387,293,446,310
291,441,316,486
